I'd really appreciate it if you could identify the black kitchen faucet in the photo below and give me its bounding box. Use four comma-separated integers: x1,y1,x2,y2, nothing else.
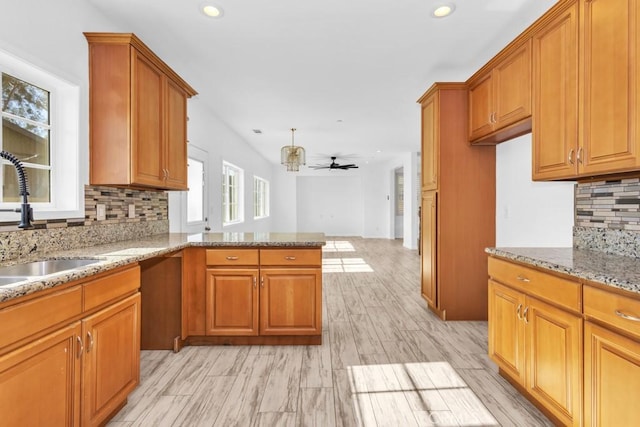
0,150,34,229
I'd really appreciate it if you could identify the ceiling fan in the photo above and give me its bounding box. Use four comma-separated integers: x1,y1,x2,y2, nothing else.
309,156,359,170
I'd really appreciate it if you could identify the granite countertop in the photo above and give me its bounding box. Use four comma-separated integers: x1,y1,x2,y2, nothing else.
0,232,326,303
486,247,640,295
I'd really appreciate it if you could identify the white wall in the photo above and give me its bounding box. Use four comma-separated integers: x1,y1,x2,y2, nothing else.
296,176,363,236
270,168,298,232
170,98,274,233
496,135,575,247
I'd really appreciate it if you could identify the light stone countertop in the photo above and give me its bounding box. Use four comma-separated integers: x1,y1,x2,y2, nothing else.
486,247,640,295
0,232,326,303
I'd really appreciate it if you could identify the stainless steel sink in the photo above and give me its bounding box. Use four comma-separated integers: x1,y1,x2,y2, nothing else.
0,276,31,286
0,259,100,278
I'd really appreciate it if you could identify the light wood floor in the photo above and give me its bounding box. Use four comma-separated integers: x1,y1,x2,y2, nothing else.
109,237,552,426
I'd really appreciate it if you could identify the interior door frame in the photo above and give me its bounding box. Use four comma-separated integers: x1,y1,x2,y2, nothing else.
183,144,209,233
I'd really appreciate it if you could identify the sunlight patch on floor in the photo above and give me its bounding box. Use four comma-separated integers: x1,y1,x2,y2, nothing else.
322,257,374,273
347,361,499,426
323,240,356,252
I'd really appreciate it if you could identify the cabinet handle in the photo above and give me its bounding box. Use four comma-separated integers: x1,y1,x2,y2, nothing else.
261,276,264,288
284,256,296,261
523,306,529,324
226,256,239,261
87,331,94,353
577,147,583,164
568,149,575,165
76,335,84,359
253,276,257,288
615,310,640,322
516,303,523,320
516,275,530,283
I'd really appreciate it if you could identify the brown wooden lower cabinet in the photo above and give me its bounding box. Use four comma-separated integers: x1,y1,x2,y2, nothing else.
81,293,140,427
0,322,82,426
584,321,640,426
196,248,323,343
0,265,141,427
488,258,582,426
205,268,259,336
260,268,322,335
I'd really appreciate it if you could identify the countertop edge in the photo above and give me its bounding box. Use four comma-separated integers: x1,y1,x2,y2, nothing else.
0,234,326,303
486,247,640,296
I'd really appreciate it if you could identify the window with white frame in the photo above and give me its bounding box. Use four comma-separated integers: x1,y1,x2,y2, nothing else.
222,161,243,225
187,157,205,223
253,176,269,219
0,49,80,221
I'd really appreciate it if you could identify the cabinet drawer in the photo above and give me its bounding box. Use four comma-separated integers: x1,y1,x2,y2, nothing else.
260,249,321,267
0,285,82,351
206,249,259,266
584,286,640,339
84,266,140,311
488,257,581,312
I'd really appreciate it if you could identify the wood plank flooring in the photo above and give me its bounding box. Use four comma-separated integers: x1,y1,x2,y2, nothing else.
109,237,552,426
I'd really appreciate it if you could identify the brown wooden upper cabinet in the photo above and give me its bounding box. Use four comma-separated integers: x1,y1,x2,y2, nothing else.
468,39,532,144
85,33,197,190
532,0,640,180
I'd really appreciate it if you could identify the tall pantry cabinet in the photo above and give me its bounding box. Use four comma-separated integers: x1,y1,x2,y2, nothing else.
418,83,495,320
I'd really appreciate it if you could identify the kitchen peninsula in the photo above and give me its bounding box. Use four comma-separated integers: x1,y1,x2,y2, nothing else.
0,232,325,427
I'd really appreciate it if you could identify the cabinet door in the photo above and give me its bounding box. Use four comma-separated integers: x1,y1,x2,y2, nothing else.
526,296,582,427
488,280,526,385
0,322,81,427
580,0,640,175
468,72,494,141
420,191,437,308
260,268,322,335
584,321,640,427
82,293,140,427
164,79,189,190
532,2,579,180
205,268,259,336
421,93,438,190
493,39,532,130
131,51,164,187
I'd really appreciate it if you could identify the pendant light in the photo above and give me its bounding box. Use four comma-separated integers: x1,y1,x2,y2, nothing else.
280,128,306,172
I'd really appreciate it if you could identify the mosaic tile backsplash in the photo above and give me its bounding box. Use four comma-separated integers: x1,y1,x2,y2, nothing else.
0,185,169,262
574,177,640,257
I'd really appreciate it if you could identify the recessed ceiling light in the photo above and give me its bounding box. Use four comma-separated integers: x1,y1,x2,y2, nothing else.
202,4,224,18
432,3,455,18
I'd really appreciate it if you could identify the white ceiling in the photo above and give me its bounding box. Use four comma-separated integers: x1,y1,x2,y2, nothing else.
87,0,557,168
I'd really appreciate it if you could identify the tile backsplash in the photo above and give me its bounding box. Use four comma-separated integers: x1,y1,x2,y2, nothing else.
0,185,168,262
574,177,640,257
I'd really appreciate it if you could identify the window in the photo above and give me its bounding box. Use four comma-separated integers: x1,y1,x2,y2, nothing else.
222,161,243,225
253,176,269,219
0,49,80,221
187,157,204,223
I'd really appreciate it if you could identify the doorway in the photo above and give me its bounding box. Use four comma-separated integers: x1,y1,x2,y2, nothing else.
394,167,404,239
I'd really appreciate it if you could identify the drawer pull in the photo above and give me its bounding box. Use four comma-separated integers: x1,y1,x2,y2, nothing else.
615,310,640,322
516,275,530,283
523,306,529,324
226,256,239,261
516,303,523,320
284,256,296,261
